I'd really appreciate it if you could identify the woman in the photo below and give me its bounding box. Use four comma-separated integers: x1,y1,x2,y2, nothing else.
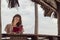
5,14,26,40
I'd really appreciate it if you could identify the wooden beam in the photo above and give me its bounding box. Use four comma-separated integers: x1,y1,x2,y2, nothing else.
35,3,38,34
34,2,38,40
2,34,60,37
32,0,58,14
40,0,57,13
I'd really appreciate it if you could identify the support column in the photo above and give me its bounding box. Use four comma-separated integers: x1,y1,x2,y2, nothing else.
34,3,38,40
0,0,1,39
56,1,60,40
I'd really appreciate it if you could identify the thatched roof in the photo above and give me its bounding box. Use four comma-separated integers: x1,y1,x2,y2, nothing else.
31,0,59,18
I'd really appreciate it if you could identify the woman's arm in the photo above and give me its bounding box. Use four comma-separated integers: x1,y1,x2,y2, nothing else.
5,24,11,34
5,24,9,33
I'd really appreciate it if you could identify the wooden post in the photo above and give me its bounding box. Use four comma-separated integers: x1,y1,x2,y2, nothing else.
57,10,60,40
0,0,1,39
31,2,38,40
56,2,60,40
57,9,60,40
34,3,38,40
35,3,38,34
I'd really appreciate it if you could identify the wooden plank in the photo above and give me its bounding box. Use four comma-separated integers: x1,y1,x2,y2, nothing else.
2,34,60,40
2,34,60,37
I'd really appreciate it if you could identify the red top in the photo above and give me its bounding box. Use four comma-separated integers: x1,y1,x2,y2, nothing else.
12,25,23,33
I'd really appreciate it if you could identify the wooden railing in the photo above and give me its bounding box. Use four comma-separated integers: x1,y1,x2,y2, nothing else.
2,34,60,40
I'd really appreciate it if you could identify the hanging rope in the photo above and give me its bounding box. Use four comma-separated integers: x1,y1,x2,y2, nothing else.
8,0,20,8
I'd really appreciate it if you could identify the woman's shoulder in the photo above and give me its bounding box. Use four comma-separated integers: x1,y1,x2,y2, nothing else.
6,23,12,28
6,23,12,26
20,24,23,27
18,24,23,28
5,24,12,30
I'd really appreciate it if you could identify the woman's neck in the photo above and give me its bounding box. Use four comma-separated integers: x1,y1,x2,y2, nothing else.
12,22,17,27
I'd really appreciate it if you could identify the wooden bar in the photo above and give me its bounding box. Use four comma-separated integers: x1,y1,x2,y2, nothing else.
2,34,60,37
2,34,60,40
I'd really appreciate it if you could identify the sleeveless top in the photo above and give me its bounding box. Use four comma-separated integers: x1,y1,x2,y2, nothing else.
5,24,23,34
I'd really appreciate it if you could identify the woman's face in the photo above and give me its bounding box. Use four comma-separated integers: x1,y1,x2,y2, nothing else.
14,17,20,23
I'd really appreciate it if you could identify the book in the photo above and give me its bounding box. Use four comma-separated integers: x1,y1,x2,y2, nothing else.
12,26,22,32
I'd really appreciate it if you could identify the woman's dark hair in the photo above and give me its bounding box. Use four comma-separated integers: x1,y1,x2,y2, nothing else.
12,14,22,27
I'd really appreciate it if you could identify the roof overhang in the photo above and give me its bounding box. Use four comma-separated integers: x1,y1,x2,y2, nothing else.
31,0,57,12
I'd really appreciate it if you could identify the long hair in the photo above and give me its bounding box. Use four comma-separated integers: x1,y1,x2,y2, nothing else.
12,14,22,27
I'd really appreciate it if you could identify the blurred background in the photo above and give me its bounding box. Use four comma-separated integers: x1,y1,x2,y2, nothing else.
1,0,58,35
